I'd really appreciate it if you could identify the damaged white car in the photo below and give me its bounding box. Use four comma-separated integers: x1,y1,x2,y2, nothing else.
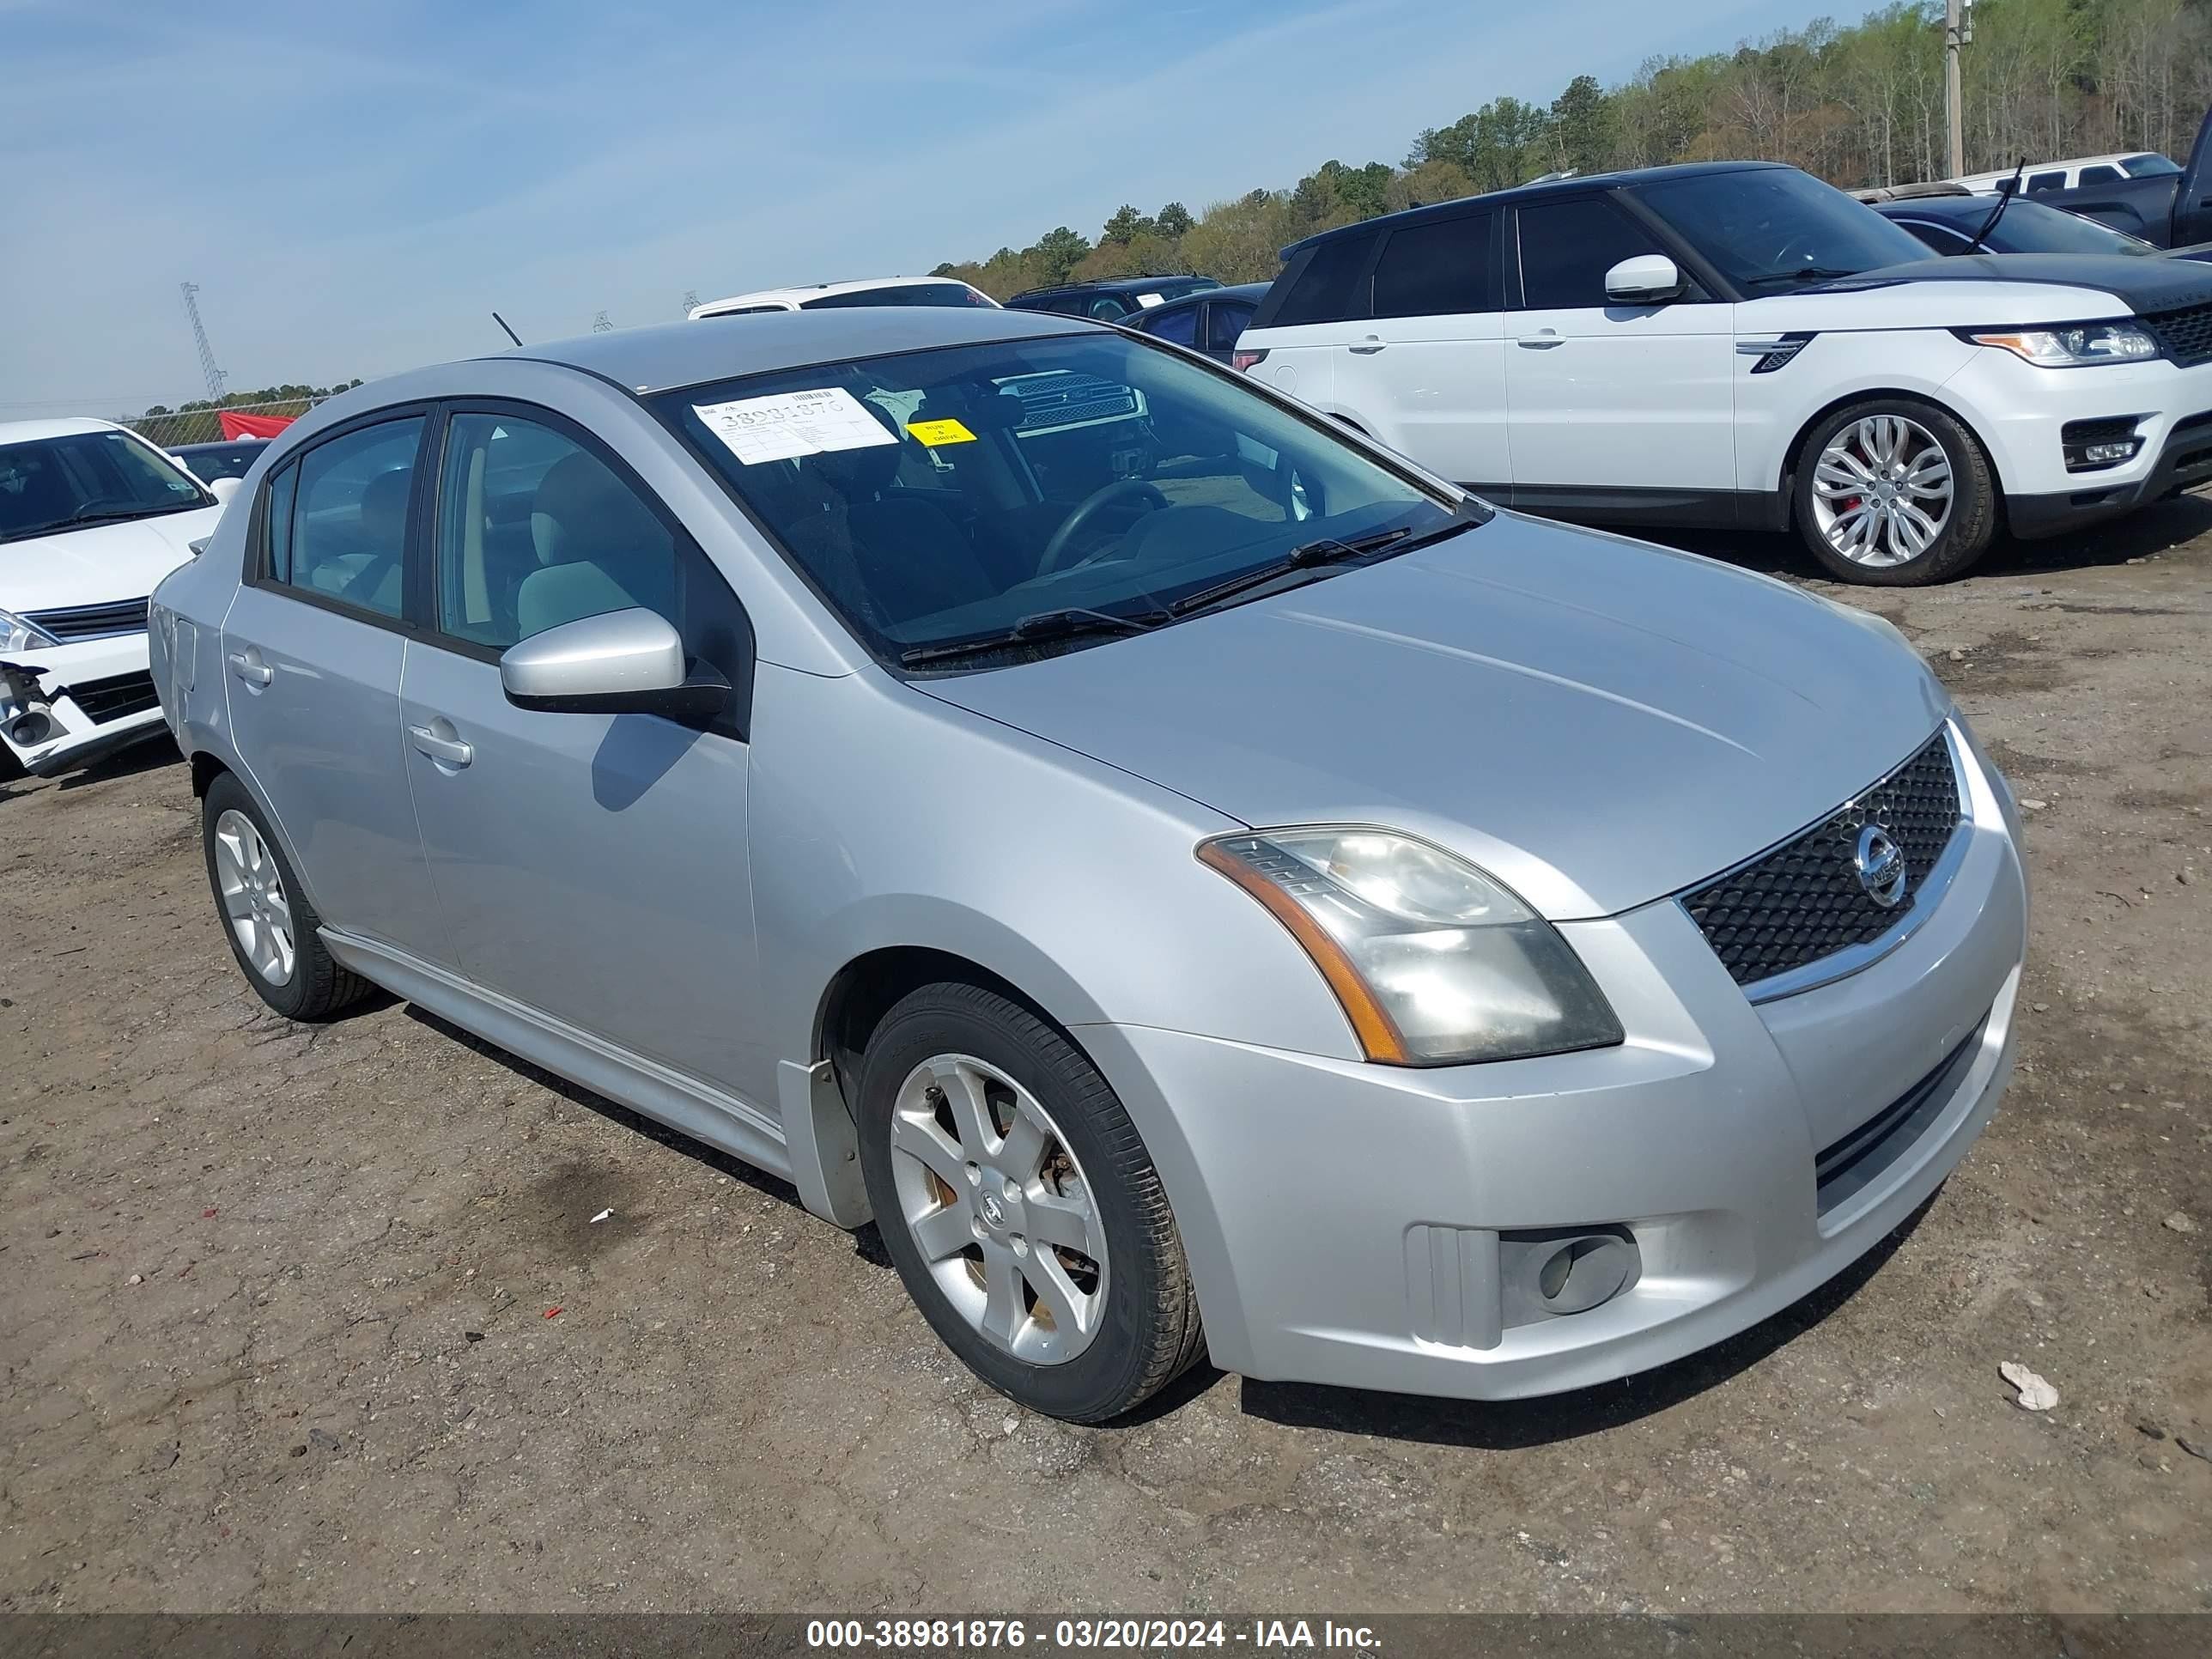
2,418,228,779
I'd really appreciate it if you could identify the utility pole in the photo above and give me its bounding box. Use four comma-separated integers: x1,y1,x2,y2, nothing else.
1943,0,1970,179
682,289,701,317
179,282,228,402
592,310,613,333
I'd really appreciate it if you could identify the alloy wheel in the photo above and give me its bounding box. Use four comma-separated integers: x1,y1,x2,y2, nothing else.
1811,413,1954,568
887,1053,1108,1364
212,808,296,987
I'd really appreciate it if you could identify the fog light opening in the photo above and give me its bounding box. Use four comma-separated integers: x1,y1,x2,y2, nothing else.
1534,1235,1637,1316
9,711,52,747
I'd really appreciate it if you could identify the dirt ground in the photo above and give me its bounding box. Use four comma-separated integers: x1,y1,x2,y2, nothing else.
3,498,2209,1616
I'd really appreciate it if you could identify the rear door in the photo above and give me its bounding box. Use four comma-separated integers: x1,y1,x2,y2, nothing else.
1237,228,1382,410
1333,208,1505,488
221,412,450,960
1504,194,1736,506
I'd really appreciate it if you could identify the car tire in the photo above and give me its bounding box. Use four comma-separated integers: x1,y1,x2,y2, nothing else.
1793,398,1999,585
856,981,1204,1422
200,773,372,1021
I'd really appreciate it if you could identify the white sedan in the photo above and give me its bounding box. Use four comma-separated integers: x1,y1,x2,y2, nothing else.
2,417,228,777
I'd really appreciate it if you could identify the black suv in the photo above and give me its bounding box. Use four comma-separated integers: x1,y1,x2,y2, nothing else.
1006,276,1221,321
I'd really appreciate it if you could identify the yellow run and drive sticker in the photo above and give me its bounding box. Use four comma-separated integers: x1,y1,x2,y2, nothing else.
905,417,976,447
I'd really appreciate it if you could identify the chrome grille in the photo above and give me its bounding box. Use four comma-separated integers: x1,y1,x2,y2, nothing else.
1682,731,1964,989
24,596,150,642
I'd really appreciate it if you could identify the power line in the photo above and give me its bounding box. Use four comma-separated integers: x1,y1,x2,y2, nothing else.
179,282,228,402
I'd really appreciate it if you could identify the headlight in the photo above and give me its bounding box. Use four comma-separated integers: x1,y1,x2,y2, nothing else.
1966,322,2159,367
1199,827,1624,1065
0,608,61,654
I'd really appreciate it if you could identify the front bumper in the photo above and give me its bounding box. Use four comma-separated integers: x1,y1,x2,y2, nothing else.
1942,346,2212,536
1,632,168,777
1082,722,2028,1400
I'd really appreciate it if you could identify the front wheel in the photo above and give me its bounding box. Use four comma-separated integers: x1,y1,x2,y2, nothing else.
1794,400,1998,585
856,982,1204,1422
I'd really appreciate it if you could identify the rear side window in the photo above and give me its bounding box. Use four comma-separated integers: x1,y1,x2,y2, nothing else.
1265,233,1379,325
2026,171,2066,193
271,417,424,618
1899,218,1972,253
1516,197,1666,309
2077,164,2122,185
1145,305,1200,346
1372,212,1496,318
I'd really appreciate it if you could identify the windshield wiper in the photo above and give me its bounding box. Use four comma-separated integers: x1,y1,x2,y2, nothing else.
1169,517,1477,620
897,605,1170,668
53,501,196,531
1747,266,1865,289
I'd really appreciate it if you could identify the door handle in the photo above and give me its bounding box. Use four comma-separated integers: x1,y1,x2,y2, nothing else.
1518,331,1565,349
226,649,273,687
1347,336,1386,355
407,721,474,769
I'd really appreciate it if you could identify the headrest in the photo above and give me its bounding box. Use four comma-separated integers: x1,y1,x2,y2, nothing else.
531,451,660,567
359,467,412,548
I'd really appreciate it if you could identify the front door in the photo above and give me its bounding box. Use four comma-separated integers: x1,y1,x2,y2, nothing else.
1504,195,1736,510
222,413,451,961
397,406,769,1100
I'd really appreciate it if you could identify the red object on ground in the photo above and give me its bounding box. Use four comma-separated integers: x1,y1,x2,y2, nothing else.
217,411,295,441
544,1307,562,1319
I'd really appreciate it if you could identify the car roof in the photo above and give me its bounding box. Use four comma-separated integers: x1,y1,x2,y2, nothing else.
1133,283,1271,312
496,307,1099,395
688,276,981,317
1281,161,1785,256
0,416,128,445
1011,275,1215,299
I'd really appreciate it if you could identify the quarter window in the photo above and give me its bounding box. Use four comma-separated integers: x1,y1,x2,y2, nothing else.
1516,198,1666,309
277,417,424,617
1205,301,1255,354
1372,212,1496,318
1268,233,1379,325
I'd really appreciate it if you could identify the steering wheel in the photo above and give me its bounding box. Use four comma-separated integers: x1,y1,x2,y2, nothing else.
1037,480,1170,575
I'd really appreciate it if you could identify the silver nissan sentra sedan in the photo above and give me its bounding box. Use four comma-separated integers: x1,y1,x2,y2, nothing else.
149,307,2027,1422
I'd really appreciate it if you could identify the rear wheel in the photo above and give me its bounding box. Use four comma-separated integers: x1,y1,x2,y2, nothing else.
1794,399,1998,585
200,773,372,1020
856,981,1203,1422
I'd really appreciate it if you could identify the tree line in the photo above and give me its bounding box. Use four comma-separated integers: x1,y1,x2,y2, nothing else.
931,0,2212,294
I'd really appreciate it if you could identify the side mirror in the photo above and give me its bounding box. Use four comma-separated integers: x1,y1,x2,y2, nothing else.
208,477,241,504
1605,253,1686,305
499,607,727,720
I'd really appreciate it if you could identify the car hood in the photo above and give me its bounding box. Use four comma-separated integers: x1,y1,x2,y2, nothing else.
0,507,222,615
918,516,1952,920
1797,251,2212,315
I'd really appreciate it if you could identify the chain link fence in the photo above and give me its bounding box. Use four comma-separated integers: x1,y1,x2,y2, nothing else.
119,396,333,451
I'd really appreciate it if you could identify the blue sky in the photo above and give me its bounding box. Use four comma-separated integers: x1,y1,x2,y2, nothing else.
2,0,1830,416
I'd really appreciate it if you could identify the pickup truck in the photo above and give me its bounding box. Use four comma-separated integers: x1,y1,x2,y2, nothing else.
2022,109,2211,248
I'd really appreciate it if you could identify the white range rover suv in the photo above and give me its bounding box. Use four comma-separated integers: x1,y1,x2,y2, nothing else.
1234,161,2212,583
2,418,228,777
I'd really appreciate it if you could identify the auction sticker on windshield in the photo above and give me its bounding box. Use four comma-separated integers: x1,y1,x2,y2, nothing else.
905,418,975,447
692,387,899,465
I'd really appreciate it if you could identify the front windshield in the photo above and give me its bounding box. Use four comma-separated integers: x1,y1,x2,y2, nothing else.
0,428,213,545
1990,199,2159,256
659,331,1468,668
2122,154,2181,179
1635,168,1935,289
